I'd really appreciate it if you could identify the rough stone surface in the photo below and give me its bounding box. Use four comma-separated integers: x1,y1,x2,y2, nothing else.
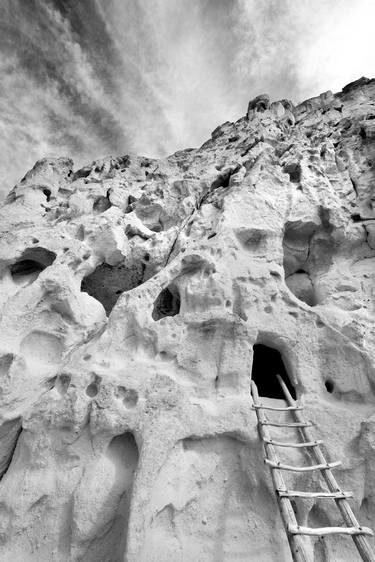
0,78,375,561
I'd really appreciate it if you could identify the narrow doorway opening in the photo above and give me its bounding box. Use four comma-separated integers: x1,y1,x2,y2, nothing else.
251,343,296,400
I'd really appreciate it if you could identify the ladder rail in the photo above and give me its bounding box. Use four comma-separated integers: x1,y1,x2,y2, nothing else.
276,375,375,562
251,381,310,562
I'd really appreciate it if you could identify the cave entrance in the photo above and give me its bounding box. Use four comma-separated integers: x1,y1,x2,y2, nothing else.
251,343,296,400
152,284,180,321
10,247,56,286
81,261,145,316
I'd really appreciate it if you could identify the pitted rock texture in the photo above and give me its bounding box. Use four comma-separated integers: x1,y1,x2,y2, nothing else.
0,77,375,561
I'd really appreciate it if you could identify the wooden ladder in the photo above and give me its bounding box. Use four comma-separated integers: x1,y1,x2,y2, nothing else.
251,375,375,562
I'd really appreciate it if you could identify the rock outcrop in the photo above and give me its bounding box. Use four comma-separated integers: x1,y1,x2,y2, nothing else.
0,77,375,561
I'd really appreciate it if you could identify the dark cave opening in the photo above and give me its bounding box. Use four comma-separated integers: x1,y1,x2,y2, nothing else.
251,343,296,400
10,247,57,283
81,261,145,316
43,188,51,202
10,259,45,278
93,191,112,213
325,378,334,393
152,284,180,321
283,162,302,183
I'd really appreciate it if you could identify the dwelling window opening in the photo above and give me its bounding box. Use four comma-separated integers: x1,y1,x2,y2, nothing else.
251,343,296,400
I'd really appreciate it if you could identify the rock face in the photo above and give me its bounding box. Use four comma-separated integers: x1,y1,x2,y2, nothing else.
0,77,375,561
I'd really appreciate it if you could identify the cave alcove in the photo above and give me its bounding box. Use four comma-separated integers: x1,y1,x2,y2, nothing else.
251,343,296,399
10,247,57,284
152,284,180,321
81,261,145,316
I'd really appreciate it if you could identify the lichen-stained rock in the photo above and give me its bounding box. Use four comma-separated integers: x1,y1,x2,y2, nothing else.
0,78,375,561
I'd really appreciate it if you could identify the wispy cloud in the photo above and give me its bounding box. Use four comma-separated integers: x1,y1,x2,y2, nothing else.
0,0,374,199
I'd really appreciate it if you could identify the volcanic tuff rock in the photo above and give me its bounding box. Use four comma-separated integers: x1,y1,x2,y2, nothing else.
0,77,375,561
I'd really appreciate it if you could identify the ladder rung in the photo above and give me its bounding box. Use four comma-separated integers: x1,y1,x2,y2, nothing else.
265,459,341,472
277,489,353,499
264,438,323,448
260,421,312,427
252,404,303,411
288,524,374,537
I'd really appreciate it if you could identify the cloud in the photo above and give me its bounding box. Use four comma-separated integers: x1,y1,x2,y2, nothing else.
0,0,374,199
235,0,375,100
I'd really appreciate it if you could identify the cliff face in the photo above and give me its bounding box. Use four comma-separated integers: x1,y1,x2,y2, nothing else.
0,77,374,561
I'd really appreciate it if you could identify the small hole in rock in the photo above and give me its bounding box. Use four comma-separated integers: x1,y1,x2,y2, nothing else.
152,284,180,321
361,497,369,510
55,374,71,394
93,195,111,214
11,260,45,278
283,162,301,183
210,168,233,190
86,382,99,397
325,379,334,393
118,386,138,408
43,188,51,202
10,248,56,283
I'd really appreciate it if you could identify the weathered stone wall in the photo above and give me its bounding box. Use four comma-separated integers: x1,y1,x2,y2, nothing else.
0,77,374,561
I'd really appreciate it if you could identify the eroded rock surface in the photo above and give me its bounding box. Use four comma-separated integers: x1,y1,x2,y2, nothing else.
0,77,375,561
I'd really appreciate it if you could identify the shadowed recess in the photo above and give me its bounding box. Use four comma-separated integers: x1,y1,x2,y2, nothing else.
10,247,57,284
152,283,180,320
251,343,296,400
81,261,145,315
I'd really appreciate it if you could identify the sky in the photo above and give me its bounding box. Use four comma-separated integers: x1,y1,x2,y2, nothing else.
0,0,374,199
